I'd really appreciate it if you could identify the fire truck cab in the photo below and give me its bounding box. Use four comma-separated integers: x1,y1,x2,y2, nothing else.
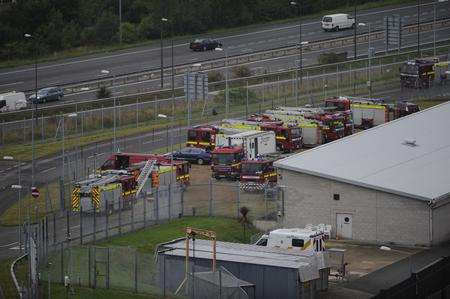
240,159,277,188
186,125,218,150
400,59,437,88
260,123,302,153
211,146,244,180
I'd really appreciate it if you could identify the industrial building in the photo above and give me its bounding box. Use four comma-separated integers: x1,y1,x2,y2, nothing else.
157,239,330,299
274,101,450,246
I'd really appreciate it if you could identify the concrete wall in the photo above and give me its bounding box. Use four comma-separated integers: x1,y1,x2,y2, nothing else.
279,169,431,246
432,199,450,245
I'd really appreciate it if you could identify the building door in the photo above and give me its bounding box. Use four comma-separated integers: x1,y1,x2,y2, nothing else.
336,213,353,239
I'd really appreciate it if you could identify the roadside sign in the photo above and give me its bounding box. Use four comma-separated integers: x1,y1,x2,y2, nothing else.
31,187,40,198
384,15,402,52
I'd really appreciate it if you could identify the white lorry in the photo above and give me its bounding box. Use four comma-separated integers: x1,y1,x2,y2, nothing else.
0,92,27,112
321,13,355,31
216,130,276,159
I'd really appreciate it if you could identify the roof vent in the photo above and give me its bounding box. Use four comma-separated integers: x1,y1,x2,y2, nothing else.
403,138,417,147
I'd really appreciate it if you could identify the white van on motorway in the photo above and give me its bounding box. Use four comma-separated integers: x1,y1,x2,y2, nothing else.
0,91,27,112
322,13,355,31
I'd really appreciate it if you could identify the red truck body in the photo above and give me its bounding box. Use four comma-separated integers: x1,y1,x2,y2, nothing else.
259,123,302,153
186,125,219,150
240,159,277,187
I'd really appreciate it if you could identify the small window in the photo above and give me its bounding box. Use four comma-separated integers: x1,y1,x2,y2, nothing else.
292,238,304,247
0,100,6,109
256,238,268,246
333,194,340,201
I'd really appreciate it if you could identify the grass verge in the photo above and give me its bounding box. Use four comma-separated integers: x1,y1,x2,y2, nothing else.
44,285,162,299
99,216,258,253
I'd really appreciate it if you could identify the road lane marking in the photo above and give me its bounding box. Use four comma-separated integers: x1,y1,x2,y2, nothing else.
0,81,23,87
41,167,56,173
61,225,80,231
143,138,162,145
0,241,18,248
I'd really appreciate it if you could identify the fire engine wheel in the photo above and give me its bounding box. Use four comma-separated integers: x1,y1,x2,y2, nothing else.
196,158,204,165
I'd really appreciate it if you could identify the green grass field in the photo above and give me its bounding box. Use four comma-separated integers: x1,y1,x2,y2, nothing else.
99,216,258,253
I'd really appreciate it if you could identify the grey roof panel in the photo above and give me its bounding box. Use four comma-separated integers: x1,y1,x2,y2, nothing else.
274,101,450,201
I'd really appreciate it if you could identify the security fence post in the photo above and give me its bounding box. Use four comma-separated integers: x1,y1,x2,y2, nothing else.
134,249,138,293
60,243,64,284
155,188,159,223
80,206,83,245
53,213,56,244
93,207,96,244
107,247,110,289
66,210,70,243
208,179,213,216
105,198,109,239
131,197,135,231
143,194,147,227
118,198,122,235
236,181,240,218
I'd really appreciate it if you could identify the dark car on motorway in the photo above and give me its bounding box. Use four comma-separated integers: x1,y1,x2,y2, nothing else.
172,147,211,165
189,38,222,51
28,87,64,104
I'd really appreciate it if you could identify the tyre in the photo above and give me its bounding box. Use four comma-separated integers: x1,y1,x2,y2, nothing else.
197,158,204,165
351,23,355,29
203,45,207,51
335,26,339,32
58,95,62,101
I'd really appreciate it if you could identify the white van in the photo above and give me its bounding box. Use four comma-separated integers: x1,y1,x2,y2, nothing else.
255,225,332,252
0,91,27,113
322,14,355,31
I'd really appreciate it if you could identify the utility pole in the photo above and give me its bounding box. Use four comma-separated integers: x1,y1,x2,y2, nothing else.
119,0,122,44
417,0,420,56
354,1,357,59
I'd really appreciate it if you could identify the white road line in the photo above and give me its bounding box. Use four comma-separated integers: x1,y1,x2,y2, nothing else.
143,138,162,145
0,241,18,248
0,81,23,87
41,167,56,173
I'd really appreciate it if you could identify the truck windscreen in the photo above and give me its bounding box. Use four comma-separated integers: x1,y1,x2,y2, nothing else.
241,163,264,174
212,153,234,165
401,64,418,75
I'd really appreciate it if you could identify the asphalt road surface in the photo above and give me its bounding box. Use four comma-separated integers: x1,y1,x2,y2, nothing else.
0,1,449,95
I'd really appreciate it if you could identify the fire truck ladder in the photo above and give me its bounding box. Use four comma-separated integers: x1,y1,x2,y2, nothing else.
135,160,156,197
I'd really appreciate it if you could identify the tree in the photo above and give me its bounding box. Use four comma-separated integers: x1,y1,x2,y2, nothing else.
97,86,111,99
238,206,251,238
95,11,119,44
121,22,138,44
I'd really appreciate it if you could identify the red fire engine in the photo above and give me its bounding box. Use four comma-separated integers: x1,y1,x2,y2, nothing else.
240,158,277,189
305,113,345,143
99,153,190,185
186,125,219,150
259,123,302,153
211,146,244,180
400,59,436,88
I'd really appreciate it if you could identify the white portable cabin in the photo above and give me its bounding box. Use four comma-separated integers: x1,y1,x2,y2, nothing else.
351,101,389,127
216,130,276,159
0,92,27,112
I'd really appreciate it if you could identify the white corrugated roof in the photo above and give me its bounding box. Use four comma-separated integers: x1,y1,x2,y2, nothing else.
274,101,450,202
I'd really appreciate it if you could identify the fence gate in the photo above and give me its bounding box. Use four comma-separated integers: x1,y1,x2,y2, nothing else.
93,247,110,289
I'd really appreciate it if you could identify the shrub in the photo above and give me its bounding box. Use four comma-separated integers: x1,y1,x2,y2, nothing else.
232,65,253,78
318,52,348,65
97,86,111,99
208,70,224,82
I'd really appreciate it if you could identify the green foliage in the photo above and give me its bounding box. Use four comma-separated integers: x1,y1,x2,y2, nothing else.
232,65,253,78
318,52,348,65
214,87,258,106
100,216,259,253
0,0,395,62
208,70,224,82
97,86,111,99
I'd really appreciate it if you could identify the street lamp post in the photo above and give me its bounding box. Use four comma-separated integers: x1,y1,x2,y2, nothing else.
61,113,77,202
5,156,22,252
186,63,202,127
215,47,229,117
354,1,358,60
101,70,117,152
160,18,168,89
359,22,373,98
434,0,448,56
119,0,122,44
158,113,174,193
290,1,303,105
24,33,37,189
417,0,421,56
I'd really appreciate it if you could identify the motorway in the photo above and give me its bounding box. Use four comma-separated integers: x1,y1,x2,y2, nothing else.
0,1,449,97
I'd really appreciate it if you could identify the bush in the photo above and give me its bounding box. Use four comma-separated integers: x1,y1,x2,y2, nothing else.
232,65,253,78
97,86,111,99
214,87,258,106
121,22,139,44
318,52,348,65
208,70,224,82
